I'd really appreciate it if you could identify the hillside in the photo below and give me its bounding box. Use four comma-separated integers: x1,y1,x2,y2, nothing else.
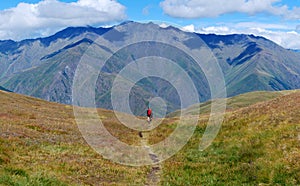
0,22,300,115
0,90,148,185
169,90,286,117
150,90,300,185
0,90,299,185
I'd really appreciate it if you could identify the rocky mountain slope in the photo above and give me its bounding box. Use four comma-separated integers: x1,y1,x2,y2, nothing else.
0,22,300,115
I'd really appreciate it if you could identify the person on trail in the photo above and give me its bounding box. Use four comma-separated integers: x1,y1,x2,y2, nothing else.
147,107,152,123
139,107,153,138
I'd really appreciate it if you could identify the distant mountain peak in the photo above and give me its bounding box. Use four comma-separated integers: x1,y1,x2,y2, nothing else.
39,26,111,47
119,20,135,25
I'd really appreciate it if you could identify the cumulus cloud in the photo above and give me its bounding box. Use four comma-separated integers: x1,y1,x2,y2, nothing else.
160,0,300,19
196,23,300,49
0,0,126,40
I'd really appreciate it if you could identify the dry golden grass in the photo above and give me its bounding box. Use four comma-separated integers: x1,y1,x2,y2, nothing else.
0,90,300,185
0,91,149,185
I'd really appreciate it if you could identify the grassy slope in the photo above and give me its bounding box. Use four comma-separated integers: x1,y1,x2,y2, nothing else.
157,90,300,185
0,90,148,185
169,90,285,117
0,89,299,185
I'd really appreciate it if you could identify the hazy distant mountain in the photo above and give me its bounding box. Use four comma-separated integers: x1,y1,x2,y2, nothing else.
0,21,300,115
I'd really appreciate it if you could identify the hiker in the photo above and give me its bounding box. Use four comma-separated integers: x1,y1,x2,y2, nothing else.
139,107,153,138
147,107,152,123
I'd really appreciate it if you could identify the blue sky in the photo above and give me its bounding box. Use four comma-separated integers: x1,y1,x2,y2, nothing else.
0,0,300,49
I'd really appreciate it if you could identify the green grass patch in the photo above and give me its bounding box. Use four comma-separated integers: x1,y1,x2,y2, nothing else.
0,170,67,186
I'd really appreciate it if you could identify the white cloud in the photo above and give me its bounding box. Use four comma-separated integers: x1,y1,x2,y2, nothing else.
160,0,300,19
181,24,195,32
201,26,231,33
235,22,290,30
0,0,126,40
159,23,170,28
296,25,300,32
197,23,300,49
281,6,300,20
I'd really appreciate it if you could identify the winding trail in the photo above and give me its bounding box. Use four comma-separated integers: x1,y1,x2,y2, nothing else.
140,132,162,186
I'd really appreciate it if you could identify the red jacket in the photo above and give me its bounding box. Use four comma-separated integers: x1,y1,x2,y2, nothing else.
147,109,152,117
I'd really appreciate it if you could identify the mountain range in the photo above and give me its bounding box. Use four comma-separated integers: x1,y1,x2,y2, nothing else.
0,21,300,115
